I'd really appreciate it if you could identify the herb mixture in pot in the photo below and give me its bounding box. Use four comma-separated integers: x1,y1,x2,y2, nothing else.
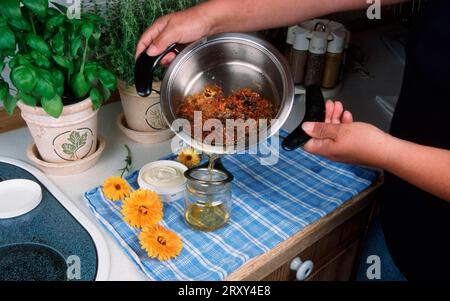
177,85,275,144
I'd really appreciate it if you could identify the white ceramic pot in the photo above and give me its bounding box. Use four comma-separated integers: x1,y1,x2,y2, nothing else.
118,80,169,132
18,98,98,164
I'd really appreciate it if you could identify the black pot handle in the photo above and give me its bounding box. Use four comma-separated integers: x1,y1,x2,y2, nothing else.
282,85,325,151
134,44,179,97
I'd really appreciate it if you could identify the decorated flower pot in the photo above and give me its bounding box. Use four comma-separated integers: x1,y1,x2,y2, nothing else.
118,80,168,132
18,98,98,164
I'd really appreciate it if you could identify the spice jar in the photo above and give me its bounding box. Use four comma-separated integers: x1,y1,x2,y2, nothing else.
184,167,233,232
303,30,329,86
322,31,346,89
290,28,310,85
285,26,299,65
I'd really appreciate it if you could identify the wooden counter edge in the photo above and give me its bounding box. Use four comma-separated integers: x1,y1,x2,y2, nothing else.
225,177,383,281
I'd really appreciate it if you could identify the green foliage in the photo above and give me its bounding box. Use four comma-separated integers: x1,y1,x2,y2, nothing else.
0,0,117,118
98,0,198,86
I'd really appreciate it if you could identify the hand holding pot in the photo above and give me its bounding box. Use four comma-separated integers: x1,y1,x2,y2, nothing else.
302,100,392,168
135,7,212,63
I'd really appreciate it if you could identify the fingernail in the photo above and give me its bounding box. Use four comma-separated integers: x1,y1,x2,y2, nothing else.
147,45,158,56
302,122,314,133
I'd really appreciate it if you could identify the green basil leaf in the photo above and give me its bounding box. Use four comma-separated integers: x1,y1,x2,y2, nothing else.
31,50,51,69
45,14,65,33
51,32,65,55
70,73,90,99
0,80,8,100
53,55,74,73
22,0,48,18
85,66,98,85
11,65,37,93
80,22,94,40
89,87,103,110
7,16,31,31
35,75,56,99
98,68,117,91
0,0,22,19
27,34,51,56
41,94,63,118
70,36,82,57
8,54,32,69
18,92,37,107
3,93,16,115
52,69,65,96
0,24,16,51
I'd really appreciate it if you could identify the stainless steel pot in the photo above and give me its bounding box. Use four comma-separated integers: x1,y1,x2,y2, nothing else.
135,33,324,154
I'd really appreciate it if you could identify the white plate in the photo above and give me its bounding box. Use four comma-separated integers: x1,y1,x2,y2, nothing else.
0,179,42,219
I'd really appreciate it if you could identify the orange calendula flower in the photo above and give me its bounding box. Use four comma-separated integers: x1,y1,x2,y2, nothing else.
139,225,183,261
121,189,163,228
102,176,131,201
177,147,201,168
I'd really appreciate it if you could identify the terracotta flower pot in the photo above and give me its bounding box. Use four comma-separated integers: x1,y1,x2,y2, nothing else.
118,80,169,132
18,98,98,164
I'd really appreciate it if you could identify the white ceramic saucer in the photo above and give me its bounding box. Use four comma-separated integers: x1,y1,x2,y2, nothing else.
0,179,42,219
116,113,175,144
26,136,106,176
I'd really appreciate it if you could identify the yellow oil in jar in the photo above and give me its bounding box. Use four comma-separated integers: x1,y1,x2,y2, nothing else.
185,202,230,232
185,154,230,231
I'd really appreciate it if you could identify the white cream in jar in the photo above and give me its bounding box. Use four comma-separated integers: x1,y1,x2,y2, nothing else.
138,160,188,202
142,165,185,188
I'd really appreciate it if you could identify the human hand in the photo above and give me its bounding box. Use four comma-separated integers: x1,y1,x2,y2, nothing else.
302,100,392,168
135,6,212,64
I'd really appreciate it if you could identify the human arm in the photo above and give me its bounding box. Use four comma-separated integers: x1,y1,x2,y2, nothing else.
302,101,450,202
136,0,408,60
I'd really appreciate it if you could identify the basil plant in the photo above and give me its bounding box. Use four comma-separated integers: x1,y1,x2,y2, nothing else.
0,0,117,118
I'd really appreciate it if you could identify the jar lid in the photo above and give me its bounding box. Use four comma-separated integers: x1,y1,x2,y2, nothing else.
308,31,329,54
286,25,300,45
327,31,346,53
293,27,310,51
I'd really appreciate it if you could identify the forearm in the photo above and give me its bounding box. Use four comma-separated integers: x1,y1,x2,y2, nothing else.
382,137,450,202
196,0,408,35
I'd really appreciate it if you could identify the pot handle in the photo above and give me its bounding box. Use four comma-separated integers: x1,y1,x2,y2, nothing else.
134,44,180,97
282,85,325,151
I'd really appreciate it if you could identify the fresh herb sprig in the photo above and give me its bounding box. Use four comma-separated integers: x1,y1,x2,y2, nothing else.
119,144,133,178
97,0,197,86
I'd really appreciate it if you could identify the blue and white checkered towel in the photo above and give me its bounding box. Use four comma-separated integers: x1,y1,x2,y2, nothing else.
84,132,379,281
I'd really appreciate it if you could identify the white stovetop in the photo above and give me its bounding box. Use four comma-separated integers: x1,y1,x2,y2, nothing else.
0,26,404,281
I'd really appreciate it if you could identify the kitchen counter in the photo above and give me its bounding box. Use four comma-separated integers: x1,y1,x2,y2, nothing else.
0,26,404,281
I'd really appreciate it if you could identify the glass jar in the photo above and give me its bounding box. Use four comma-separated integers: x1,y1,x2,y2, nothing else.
184,167,233,232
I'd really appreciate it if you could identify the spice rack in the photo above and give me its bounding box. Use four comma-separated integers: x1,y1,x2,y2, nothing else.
286,19,350,98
